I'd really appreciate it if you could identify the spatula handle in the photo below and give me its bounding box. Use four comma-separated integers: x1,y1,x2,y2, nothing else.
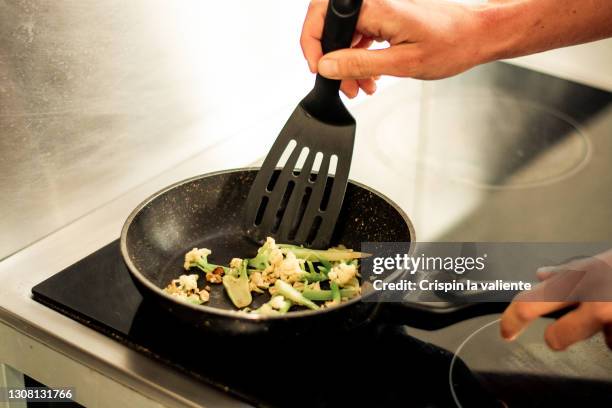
321,0,363,55
301,0,363,124
317,0,363,94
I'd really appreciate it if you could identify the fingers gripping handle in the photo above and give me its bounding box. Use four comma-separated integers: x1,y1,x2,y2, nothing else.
321,0,363,55
304,0,362,124
307,0,363,109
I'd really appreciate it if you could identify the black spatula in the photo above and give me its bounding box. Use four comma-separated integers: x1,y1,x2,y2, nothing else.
244,0,363,248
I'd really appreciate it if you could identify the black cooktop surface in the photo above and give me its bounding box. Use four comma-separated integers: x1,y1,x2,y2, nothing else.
32,240,612,407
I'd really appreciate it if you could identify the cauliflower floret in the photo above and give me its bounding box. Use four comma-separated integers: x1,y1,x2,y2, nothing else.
183,248,211,270
277,251,305,283
252,303,277,316
186,293,203,304
164,280,180,295
269,295,286,310
262,271,279,286
268,285,279,296
228,258,245,279
170,292,202,305
165,273,209,305
328,263,357,286
250,237,284,274
270,251,284,267
178,274,199,291
249,271,268,293
169,292,187,300
251,295,287,315
265,237,285,267
250,271,265,286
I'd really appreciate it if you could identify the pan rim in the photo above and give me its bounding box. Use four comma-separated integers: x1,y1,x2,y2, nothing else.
120,167,416,321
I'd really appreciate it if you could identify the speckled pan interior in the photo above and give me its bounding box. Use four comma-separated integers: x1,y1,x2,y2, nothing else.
124,169,413,311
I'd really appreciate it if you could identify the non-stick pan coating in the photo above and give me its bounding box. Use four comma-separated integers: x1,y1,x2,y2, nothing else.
121,168,414,334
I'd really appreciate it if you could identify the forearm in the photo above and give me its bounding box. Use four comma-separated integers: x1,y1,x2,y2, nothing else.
301,0,612,90
475,0,612,63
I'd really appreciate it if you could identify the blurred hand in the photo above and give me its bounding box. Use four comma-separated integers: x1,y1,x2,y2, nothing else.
500,250,612,351
300,0,485,97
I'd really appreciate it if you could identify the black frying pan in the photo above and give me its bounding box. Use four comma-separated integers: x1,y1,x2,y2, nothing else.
120,168,505,335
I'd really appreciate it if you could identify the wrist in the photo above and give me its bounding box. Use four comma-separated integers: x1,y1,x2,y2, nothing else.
467,1,527,64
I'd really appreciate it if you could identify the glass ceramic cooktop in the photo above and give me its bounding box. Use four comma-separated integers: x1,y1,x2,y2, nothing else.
32,62,612,407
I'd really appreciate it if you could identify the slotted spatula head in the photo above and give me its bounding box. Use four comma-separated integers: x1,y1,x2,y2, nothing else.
244,0,363,248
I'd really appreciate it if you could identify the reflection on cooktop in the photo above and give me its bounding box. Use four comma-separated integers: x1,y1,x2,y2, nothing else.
352,62,612,241
375,95,591,189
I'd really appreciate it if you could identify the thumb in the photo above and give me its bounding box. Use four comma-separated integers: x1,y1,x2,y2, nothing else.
318,48,394,80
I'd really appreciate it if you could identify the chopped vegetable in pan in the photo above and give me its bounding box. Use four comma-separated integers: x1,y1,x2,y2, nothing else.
164,274,210,305
163,237,369,313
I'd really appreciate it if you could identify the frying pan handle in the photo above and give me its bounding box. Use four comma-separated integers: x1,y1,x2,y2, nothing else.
378,302,576,331
315,0,363,96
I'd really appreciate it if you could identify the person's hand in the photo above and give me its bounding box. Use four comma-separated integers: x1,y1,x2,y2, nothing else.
300,0,486,98
500,250,612,351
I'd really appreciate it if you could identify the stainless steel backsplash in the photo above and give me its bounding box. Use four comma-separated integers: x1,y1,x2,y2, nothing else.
0,0,310,259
